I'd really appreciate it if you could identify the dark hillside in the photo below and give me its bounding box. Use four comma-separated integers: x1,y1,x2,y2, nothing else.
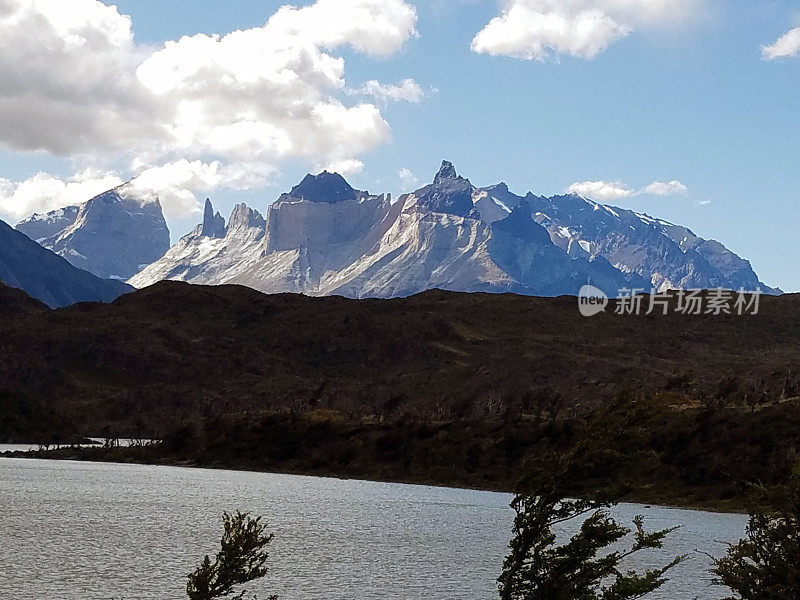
1,281,800,436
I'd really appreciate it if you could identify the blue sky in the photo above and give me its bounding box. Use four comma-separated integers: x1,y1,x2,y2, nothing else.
0,0,799,290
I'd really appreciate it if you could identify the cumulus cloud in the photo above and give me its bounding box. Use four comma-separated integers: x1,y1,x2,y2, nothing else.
0,0,157,155
353,79,425,104
125,160,249,220
568,178,689,201
0,0,419,221
568,180,633,200
641,180,688,196
133,0,417,167
763,27,800,60
472,0,697,60
323,158,366,175
0,170,124,222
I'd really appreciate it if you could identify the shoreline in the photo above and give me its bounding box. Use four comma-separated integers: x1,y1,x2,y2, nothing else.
0,449,749,515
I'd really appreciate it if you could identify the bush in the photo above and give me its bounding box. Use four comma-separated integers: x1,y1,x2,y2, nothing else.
187,512,276,600
712,461,800,599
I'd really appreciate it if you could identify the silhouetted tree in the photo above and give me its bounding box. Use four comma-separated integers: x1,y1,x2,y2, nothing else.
187,511,276,600
712,460,800,599
498,399,684,600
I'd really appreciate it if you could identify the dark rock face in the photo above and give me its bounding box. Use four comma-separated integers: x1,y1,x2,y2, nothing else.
412,160,477,218
434,160,458,182
288,171,360,204
16,184,171,281
486,197,648,297
16,206,79,242
200,198,226,238
491,199,551,245
0,217,131,308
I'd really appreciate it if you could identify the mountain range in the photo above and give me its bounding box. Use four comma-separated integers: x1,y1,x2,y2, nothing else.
129,162,776,297
4,161,775,305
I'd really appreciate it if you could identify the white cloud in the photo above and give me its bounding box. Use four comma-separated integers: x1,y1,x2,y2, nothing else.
0,169,124,222
641,180,688,196
354,79,425,104
473,3,629,60
398,167,420,191
472,0,697,60
763,27,800,60
126,160,232,220
0,0,419,221
323,158,365,175
0,0,157,155
0,159,279,227
133,0,418,167
568,178,689,201
568,180,634,200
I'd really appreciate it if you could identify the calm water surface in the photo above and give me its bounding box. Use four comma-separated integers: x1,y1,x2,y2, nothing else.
0,458,745,600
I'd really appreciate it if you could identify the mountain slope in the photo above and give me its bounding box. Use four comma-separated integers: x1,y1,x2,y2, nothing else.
16,183,170,280
0,218,132,308
524,193,776,292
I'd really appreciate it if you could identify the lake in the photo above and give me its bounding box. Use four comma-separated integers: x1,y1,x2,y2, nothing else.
0,457,746,600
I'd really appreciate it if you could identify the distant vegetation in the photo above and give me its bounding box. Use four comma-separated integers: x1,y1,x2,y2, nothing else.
15,394,799,512
3,281,800,438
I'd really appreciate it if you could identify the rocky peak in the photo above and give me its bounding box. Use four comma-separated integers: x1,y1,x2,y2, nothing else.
434,160,458,183
201,199,226,238
412,160,476,218
289,171,359,204
14,186,170,281
227,203,266,233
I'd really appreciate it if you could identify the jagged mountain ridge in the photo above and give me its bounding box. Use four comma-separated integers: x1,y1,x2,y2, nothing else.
15,205,80,242
16,183,170,280
130,161,774,297
472,183,776,293
0,217,131,308
131,164,641,297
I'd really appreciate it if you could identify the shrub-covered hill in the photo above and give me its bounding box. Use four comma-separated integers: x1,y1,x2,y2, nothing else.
2,280,800,439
